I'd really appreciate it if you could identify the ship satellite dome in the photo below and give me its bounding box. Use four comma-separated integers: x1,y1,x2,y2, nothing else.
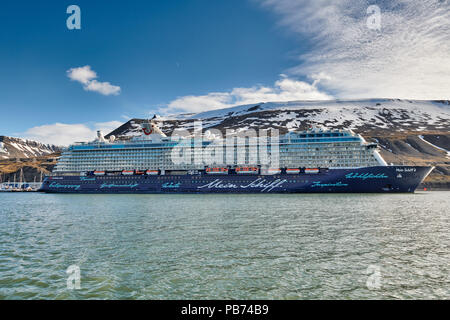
109,135,116,142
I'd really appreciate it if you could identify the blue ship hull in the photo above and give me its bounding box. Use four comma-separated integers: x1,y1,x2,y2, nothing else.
40,166,433,194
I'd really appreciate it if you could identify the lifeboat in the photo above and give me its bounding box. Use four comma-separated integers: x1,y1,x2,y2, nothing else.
93,171,106,176
286,168,300,174
267,168,281,175
145,170,159,176
305,168,319,174
121,170,134,176
205,167,229,174
135,170,145,175
236,167,259,174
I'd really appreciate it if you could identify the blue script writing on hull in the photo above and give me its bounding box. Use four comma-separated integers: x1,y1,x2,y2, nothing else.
41,166,432,194
197,178,287,192
345,173,388,180
162,182,181,188
100,183,139,189
311,181,349,188
80,177,96,181
49,182,81,190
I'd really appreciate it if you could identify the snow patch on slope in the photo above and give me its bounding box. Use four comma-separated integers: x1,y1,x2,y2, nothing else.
191,99,449,127
418,135,450,158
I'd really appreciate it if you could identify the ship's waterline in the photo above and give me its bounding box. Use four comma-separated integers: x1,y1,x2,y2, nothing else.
0,192,449,299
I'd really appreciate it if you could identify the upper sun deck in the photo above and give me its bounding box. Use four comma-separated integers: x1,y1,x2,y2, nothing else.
67,127,365,152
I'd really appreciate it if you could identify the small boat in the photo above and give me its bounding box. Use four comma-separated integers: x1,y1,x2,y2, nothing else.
305,168,319,174
236,167,259,174
121,170,134,176
145,170,159,175
286,168,300,174
205,167,229,174
93,171,106,176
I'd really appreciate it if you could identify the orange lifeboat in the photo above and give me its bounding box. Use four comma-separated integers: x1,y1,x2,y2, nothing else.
286,168,300,174
121,170,134,176
236,167,259,174
93,171,106,176
145,170,159,176
305,168,319,174
205,167,229,175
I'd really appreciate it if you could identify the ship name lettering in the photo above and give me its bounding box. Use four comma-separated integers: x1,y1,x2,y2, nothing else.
241,178,287,192
197,179,238,189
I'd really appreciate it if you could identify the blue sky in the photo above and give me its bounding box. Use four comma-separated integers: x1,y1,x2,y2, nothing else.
1,0,449,145
0,1,301,140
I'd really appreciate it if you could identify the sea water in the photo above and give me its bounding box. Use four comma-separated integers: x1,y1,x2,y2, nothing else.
0,192,448,299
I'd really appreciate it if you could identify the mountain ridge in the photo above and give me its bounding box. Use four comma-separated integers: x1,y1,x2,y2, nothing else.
105,99,450,138
0,136,60,160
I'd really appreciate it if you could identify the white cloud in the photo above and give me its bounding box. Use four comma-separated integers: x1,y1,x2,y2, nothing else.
257,0,450,99
22,121,123,146
67,66,121,96
84,80,121,96
94,121,123,134
165,75,332,113
66,65,96,84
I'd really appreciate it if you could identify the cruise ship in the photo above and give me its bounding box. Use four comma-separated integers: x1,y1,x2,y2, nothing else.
40,119,433,193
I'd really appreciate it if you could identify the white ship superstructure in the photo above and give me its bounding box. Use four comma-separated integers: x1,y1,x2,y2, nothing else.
54,120,386,174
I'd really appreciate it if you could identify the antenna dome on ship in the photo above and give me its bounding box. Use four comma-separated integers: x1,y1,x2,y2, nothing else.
96,130,106,142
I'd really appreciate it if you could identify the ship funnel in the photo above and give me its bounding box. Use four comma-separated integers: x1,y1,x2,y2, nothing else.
141,117,167,137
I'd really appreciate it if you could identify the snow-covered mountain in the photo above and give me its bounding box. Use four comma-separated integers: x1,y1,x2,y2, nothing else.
105,99,450,137
1,99,448,187
0,136,59,159
103,99,450,189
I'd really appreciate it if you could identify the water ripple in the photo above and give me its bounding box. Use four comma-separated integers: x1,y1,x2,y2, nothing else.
0,192,449,299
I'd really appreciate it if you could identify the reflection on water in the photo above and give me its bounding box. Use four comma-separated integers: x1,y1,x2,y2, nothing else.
0,192,449,299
